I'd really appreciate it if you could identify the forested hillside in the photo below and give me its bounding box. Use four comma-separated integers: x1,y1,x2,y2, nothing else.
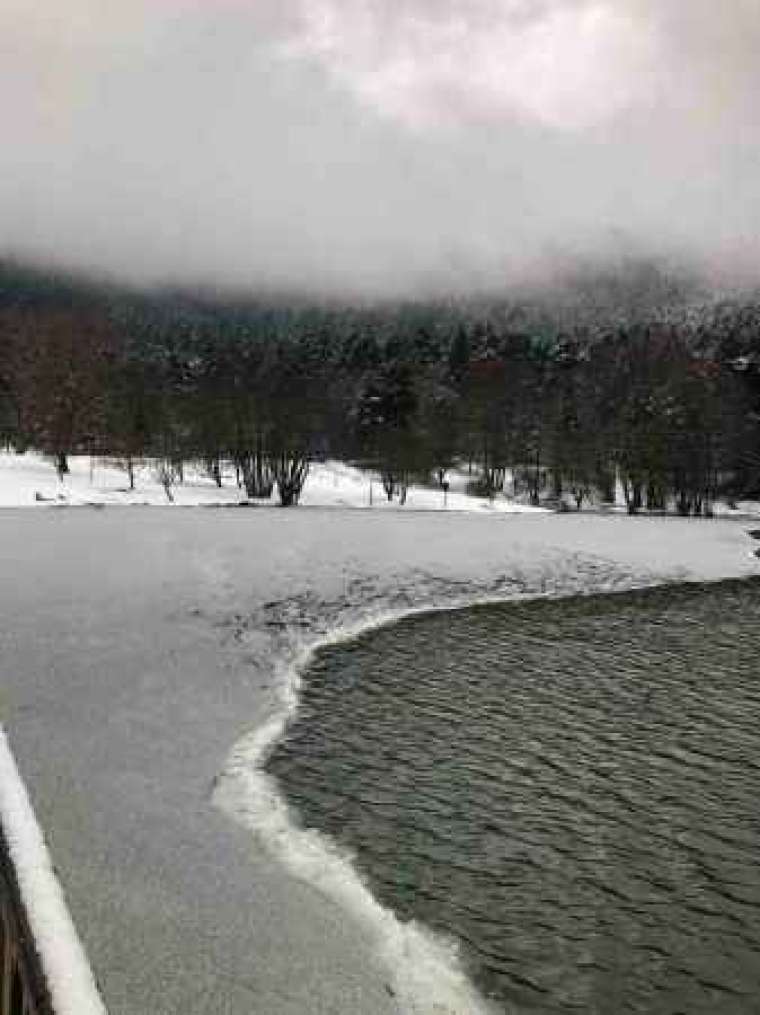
1,259,759,511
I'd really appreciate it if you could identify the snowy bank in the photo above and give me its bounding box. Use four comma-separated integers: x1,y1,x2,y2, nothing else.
0,451,545,514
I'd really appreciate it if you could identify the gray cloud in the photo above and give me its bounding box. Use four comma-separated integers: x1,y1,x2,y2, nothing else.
1,1,759,297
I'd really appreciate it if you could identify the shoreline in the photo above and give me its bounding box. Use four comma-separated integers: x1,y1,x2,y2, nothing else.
213,568,760,1015
6,496,760,526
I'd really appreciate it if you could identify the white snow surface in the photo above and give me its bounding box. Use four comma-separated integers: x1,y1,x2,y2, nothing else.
0,451,545,513
0,727,108,1015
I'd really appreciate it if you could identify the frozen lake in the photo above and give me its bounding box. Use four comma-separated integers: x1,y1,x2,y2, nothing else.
0,507,757,1013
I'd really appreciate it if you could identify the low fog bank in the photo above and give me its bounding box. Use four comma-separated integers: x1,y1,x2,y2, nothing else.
0,249,752,338
2,2,760,299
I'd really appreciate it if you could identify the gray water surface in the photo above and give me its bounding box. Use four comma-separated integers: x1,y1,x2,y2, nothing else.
267,579,760,1014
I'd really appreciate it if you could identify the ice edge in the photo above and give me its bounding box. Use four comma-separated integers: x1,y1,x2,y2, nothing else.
213,579,660,1015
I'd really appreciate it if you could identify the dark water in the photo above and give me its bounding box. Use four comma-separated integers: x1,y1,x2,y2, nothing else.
266,579,760,1013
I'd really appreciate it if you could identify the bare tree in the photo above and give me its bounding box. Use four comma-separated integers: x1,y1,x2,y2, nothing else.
4,308,112,476
154,459,178,503
272,452,309,507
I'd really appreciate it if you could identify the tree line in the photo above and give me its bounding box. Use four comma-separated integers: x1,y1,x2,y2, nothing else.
0,262,759,512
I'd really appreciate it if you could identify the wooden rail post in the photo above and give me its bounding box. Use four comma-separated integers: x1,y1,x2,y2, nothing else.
0,828,54,1015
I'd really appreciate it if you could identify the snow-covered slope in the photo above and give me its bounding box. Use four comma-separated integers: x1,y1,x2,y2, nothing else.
0,452,543,514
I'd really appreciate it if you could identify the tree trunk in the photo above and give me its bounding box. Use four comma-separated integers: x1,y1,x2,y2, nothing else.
645,482,665,511
206,457,222,488
622,476,643,514
551,469,563,500
274,454,309,507
530,451,541,507
676,491,691,516
596,465,615,504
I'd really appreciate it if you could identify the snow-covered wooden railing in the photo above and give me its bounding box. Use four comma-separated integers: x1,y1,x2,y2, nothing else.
0,729,107,1015
1,826,53,1014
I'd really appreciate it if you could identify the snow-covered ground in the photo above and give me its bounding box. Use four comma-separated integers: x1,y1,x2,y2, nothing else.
3,450,759,519
0,451,544,513
0,504,758,1015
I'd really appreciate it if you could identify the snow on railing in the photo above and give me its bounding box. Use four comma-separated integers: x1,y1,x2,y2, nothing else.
1,829,53,1014
0,729,107,1015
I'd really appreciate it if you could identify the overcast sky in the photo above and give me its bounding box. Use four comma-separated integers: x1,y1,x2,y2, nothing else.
2,1,759,296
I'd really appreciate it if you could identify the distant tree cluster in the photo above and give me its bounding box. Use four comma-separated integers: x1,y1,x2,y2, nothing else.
1,260,759,511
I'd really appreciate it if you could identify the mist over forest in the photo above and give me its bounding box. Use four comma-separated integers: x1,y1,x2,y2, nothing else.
1,255,759,512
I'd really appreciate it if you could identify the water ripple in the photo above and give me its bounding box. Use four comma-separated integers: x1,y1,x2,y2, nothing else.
268,579,760,1013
